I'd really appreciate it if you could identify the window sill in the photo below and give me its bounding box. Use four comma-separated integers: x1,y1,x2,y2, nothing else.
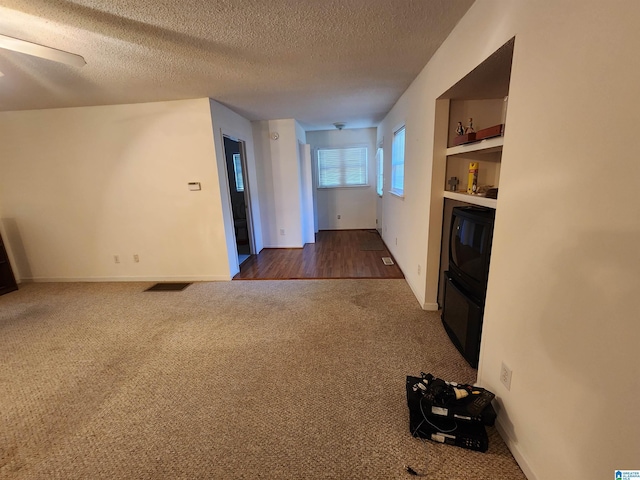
317,185,370,190
389,189,404,199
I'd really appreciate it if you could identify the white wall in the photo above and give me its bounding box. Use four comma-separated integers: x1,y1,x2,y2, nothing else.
375,138,383,234
378,91,430,307
298,143,315,244
477,4,640,478
252,118,306,248
379,1,640,478
209,99,264,276
306,128,378,230
295,121,314,243
0,98,232,282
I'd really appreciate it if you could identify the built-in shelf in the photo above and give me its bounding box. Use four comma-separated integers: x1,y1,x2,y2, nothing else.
446,135,504,157
443,191,497,209
437,37,513,311
444,134,502,209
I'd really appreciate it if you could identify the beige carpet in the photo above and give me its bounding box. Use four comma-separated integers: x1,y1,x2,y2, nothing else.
0,280,525,479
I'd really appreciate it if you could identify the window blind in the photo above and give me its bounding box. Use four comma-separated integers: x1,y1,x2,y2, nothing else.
317,147,368,188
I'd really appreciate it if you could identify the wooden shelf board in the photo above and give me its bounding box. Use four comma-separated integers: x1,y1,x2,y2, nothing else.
443,191,497,209
446,135,504,157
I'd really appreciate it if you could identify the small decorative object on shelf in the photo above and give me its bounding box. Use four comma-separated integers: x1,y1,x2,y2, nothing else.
475,124,504,141
447,176,460,192
485,187,498,199
475,185,496,197
452,132,476,146
452,118,478,146
467,162,479,194
452,120,505,146
465,117,475,134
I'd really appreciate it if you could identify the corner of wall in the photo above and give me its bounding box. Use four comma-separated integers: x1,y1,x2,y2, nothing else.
255,119,305,248
494,419,538,480
295,119,307,145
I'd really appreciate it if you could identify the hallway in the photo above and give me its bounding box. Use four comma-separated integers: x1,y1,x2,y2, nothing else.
233,230,404,280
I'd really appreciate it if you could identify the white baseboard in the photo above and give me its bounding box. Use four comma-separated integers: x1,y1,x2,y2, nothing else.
21,275,232,283
422,302,439,311
495,418,537,480
391,265,438,311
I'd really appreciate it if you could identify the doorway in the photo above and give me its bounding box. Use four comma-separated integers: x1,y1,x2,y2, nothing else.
223,136,253,265
0,232,18,296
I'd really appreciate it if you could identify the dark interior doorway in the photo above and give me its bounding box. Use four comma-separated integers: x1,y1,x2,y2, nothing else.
223,136,252,265
0,233,18,296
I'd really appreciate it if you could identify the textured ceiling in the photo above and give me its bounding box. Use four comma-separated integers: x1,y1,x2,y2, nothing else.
0,0,474,129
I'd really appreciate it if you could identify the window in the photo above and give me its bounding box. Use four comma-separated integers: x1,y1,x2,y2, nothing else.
317,147,368,188
376,146,384,196
233,153,244,192
391,126,405,196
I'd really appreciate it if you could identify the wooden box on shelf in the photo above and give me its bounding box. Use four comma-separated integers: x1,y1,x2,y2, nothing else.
475,124,504,141
452,132,476,146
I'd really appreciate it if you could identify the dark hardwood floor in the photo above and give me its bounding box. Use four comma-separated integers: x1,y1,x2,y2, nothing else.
233,229,404,280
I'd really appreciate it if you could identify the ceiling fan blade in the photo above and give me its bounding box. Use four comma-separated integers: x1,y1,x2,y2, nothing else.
0,33,86,67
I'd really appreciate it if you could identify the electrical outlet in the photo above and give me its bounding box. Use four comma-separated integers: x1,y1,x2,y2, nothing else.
133,254,139,263
395,237,398,246
114,255,120,264
279,229,285,236
417,264,421,275
337,214,341,219
500,361,512,390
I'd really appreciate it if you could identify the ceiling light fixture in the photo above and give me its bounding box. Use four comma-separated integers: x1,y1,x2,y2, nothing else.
333,122,345,130
0,34,86,67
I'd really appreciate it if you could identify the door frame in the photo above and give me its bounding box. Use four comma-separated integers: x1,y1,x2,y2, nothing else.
222,134,256,264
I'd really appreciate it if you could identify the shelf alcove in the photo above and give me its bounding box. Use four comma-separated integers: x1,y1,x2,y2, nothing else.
429,37,514,310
